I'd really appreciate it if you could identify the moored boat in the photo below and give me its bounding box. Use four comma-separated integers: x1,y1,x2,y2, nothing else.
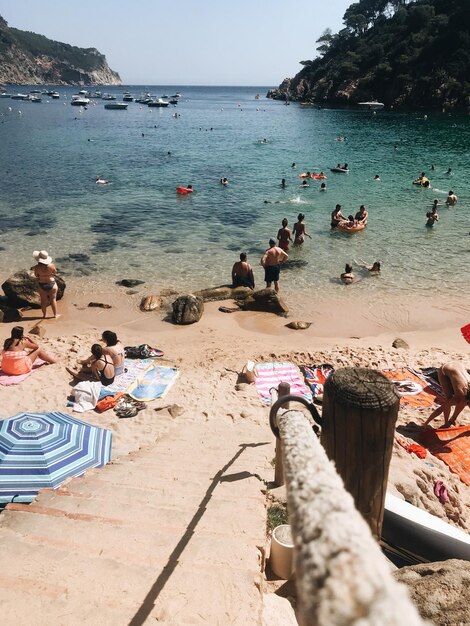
358,101,385,110
104,102,128,110
11,93,28,100
148,98,169,107
71,95,90,106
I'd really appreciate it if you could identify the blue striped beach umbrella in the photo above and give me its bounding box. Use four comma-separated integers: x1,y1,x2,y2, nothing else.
0,411,112,505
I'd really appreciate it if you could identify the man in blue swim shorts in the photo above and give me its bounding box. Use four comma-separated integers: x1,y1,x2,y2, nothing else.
261,238,288,292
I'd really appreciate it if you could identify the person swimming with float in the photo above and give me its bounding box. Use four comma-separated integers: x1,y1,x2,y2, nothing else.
340,263,355,285
331,204,346,228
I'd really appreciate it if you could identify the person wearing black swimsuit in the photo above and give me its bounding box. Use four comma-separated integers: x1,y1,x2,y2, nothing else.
90,344,115,386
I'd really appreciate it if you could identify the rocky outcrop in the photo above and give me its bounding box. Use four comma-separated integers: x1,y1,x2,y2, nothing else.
194,285,253,303
172,294,204,325
241,289,289,316
0,16,121,85
140,295,162,312
394,559,470,626
1,270,65,308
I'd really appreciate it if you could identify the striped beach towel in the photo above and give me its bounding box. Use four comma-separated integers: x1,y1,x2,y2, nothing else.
98,358,154,399
255,362,312,405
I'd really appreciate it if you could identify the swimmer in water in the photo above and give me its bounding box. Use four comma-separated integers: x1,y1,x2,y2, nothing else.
446,190,458,206
374,174,380,181
355,260,381,274
320,182,327,191
95,176,109,184
426,206,439,227
301,179,309,187
291,162,296,168
220,177,228,186
281,178,286,188
340,263,355,285
331,204,346,229
446,167,452,175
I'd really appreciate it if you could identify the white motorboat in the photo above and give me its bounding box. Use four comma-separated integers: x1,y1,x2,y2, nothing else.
122,94,134,102
71,95,90,106
358,101,385,110
147,98,169,107
104,102,128,110
11,93,29,100
102,94,117,100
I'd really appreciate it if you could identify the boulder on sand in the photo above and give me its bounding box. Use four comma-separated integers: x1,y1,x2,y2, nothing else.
140,295,162,312
194,285,253,302
241,288,289,316
172,294,204,325
1,270,66,308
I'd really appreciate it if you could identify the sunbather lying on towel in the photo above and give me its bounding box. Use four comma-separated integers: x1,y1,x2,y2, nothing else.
424,361,470,428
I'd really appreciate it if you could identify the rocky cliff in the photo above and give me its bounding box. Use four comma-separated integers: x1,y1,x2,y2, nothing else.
0,16,121,85
268,0,470,110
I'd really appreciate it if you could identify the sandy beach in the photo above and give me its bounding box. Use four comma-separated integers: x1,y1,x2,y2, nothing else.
1,285,470,534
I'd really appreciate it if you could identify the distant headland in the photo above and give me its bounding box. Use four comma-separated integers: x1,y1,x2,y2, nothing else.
268,0,470,110
0,15,121,86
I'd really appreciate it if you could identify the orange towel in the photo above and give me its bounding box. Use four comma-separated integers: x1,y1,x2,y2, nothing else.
381,368,444,407
421,425,470,487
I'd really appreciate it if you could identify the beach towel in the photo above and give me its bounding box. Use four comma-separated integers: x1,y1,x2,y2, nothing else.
421,425,470,487
0,359,46,386
302,364,334,398
72,380,102,413
98,358,154,399
255,362,312,405
381,367,444,407
127,364,179,402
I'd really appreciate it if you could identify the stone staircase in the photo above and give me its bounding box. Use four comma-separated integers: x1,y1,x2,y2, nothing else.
0,419,272,625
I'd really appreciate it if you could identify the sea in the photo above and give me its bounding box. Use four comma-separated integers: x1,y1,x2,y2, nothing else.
0,85,469,314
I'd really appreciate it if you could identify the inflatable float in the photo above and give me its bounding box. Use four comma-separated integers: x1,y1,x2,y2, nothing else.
311,173,327,179
337,222,365,233
299,173,310,178
176,186,193,194
330,167,349,173
382,492,470,565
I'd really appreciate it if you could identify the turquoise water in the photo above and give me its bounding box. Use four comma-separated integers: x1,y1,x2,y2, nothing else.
0,85,469,310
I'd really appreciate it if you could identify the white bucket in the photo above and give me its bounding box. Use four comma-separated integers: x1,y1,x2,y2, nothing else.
270,524,295,580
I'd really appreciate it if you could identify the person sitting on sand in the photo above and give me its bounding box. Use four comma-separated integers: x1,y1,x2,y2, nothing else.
424,362,470,428
67,343,115,387
355,205,368,225
232,252,255,289
1,326,56,375
331,204,346,228
426,206,439,227
446,190,458,206
261,239,288,292
101,330,126,376
340,263,355,285
277,218,292,251
292,213,312,245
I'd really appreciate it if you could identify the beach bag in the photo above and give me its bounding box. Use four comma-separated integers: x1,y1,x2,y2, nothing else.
241,360,258,383
124,344,164,359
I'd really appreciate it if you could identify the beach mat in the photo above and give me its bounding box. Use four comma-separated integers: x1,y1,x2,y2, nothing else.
0,359,46,386
381,367,444,407
301,364,334,398
98,358,154,399
421,426,470,487
127,364,179,401
255,362,312,405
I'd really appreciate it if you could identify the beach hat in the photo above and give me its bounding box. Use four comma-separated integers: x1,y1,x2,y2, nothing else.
269,238,276,245
33,250,52,265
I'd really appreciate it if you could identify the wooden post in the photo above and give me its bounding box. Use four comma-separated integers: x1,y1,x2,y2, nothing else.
321,367,399,539
271,382,290,487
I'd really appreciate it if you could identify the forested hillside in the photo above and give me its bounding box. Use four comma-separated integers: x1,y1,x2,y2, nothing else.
268,0,470,109
0,15,121,85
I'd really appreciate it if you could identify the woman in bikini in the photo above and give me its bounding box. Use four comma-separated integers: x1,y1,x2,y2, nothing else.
277,218,292,252
32,250,59,319
1,326,56,375
292,213,312,245
101,330,126,376
424,361,470,428
67,343,115,386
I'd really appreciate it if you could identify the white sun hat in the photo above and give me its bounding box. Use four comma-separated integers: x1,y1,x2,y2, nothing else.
33,250,52,265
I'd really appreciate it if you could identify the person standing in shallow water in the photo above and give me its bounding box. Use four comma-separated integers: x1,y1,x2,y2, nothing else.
277,218,292,251
32,250,59,319
231,253,255,289
261,238,288,292
292,213,312,245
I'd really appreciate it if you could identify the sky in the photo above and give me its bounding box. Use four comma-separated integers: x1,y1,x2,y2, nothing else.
0,0,352,86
